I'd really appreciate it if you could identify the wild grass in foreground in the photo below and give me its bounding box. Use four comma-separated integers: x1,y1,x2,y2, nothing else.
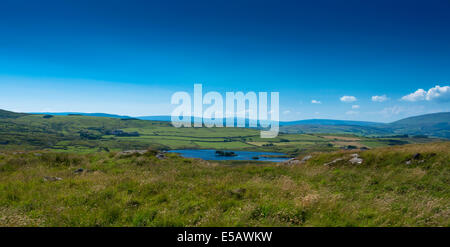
0,142,449,226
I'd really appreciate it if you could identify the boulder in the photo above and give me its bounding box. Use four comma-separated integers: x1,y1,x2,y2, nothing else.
290,159,302,165
412,153,422,160
43,176,62,182
324,158,343,166
282,158,302,165
74,168,85,174
156,152,166,159
349,157,363,165
301,155,312,163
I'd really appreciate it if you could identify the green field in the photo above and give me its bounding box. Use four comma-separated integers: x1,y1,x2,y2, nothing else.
1,110,449,226
0,142,448,226
0,112,441,155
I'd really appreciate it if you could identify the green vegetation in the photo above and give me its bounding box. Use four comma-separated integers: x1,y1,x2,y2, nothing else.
0,109,448,226
280,112,450,138
0,110,442,155
0,109,28,119
388,112,450,138
0,142,448,226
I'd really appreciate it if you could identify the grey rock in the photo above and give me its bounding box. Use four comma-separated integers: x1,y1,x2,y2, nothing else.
301,155,312,162
156,152,166,159
349,157,363,165
282,158,301,165
43,176,62,182
74,168,85,174
324,158,344,166
290,159,302,165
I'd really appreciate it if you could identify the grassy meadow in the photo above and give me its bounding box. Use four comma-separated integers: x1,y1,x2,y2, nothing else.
0,113,439,155
0,110,449,226
0,142,449,226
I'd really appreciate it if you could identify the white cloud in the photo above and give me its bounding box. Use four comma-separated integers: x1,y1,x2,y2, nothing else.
311,100,321,104
283,110,291,115
426,85,450,101
340,95,357,103
401,89,427,102
371,95,388,102
401,85,450,102
352,105,360,109
346,110,359,115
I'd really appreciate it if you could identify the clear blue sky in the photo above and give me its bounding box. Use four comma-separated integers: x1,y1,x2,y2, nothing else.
1,0,449,122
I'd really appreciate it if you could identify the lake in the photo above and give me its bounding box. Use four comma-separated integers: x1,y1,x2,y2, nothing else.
167,149,290,162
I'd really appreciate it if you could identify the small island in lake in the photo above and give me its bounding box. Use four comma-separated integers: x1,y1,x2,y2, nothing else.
215,150,237,157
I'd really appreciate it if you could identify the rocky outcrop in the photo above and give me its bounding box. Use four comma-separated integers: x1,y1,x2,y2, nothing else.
281,154,313,166
324,153,363,166
324,158,344,166
286,159,302,165
156,152,166,159
349,153,363,165
301,155,312,163
405,153,427,165
43,176,62,182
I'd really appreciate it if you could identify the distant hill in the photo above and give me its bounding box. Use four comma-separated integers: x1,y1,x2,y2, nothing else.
279,119,382,126
280,124,392,136
281,112,450,138
22,110,450,138
387,112,450,138
138,117,382,126
0,108,448,152
29,112,132,119
390,112,450,126
29,113,385,126
0,109,28,119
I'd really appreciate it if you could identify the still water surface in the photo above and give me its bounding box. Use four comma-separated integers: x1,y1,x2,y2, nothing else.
168,149,290,162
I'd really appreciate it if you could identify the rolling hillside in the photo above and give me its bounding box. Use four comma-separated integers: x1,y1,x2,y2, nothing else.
280,124,392,136
0,109,28,119
279,119,381,126
30,112,133,119
391,112,450,126
387,112,450,138
281,112,450,138
0,109,441,153
29,111,450,138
